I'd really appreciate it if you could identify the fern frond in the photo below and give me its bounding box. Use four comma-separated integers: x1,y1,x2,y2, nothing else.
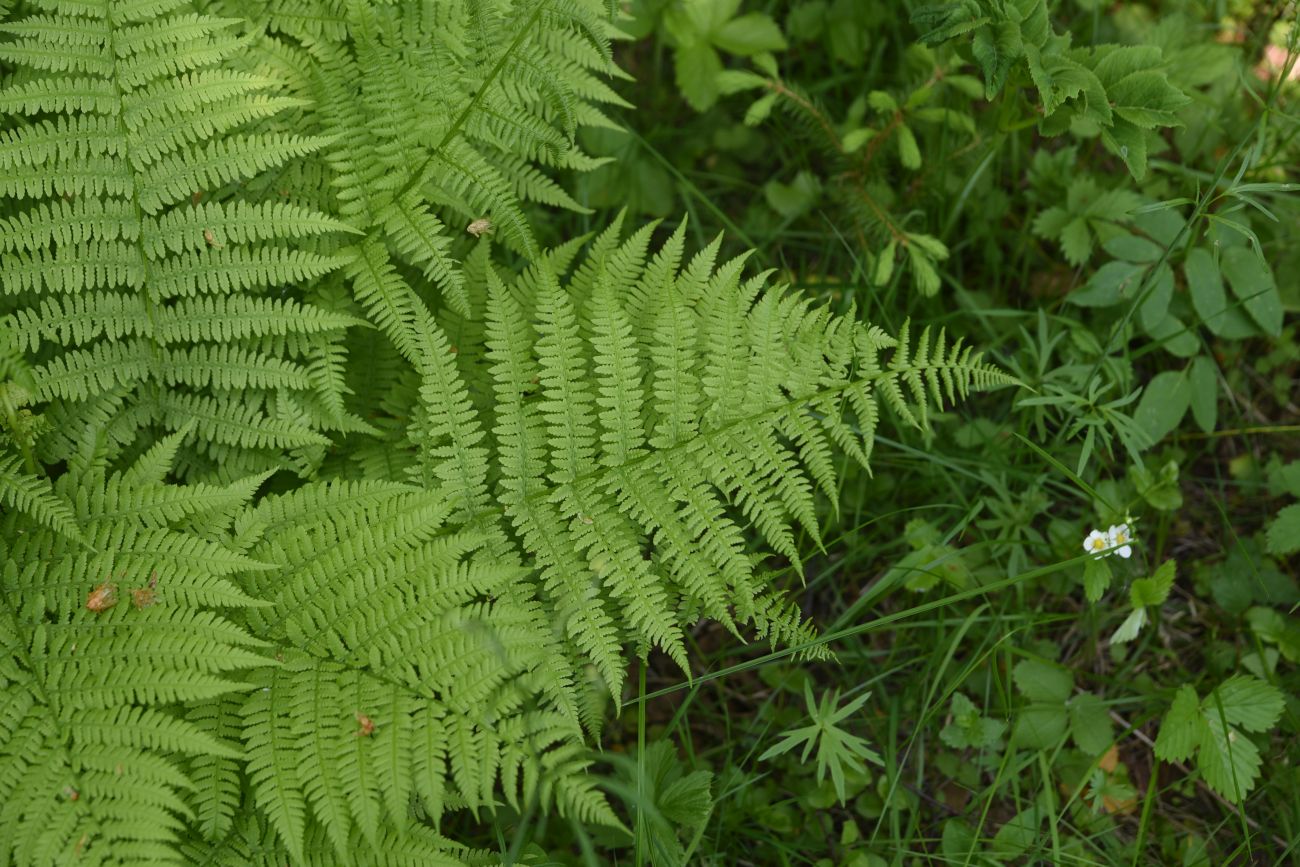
235,481,612,859
0,452,81,540
0,0,356,475
0,450,270,865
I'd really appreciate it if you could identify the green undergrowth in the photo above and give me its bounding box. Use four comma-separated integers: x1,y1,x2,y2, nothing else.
1,1,1298,865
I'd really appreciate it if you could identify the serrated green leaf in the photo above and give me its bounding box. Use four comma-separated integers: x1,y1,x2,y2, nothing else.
1130,559,1176,608
1154,685,1204,763
1209,676,1285,733
1013,659,1073,702
1059,217,1093,266
1197,716,1262,802
1068,692,1113,756
1083,555,1112,602
1266,503,1300,556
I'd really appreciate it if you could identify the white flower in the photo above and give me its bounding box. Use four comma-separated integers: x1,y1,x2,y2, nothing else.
1083,529,1110,556
1107,524,1133,559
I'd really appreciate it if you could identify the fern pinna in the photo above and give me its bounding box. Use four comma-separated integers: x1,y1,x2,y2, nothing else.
0,0,1011,864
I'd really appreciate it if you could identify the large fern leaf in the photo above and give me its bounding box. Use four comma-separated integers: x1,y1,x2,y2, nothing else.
0,0,362,479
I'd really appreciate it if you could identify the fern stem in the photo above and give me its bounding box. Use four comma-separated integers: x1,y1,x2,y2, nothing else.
391,0,555,215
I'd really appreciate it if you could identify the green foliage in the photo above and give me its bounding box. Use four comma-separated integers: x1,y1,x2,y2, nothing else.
2,0,1298,863
1011,658,1112,756
1154,676,1285,800
913,0,1189,177
1266,459,1300,556
939,693,1006,750
0,0,1014,863
758,682,884,805
606,743,713,867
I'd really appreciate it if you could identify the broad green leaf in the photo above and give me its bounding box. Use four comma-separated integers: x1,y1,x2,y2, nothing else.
992,807,1041,858
1083,556,1112,602
1197,716,1262,801
941,693,1006,750
1109,607,1146,643
763,171,821,218
1130,559,1176,608
1266,503,1300,556
1154,685,1203,763
1220,246,1282,337
1185,247,1257,338
941,820,976,859
1014,705,1067,748
1059,217,1092,266
1138,262,1174,331
1145,312,1199,358
1102,233,1162,263
1209,676,1285,733
1107,69,1189,129
1134,368,1190,445
1187,355,1217,433
1268,460,1300,498
674,42,723,111
1130,459,1183,511
713,13,786,55
1068,692,1113,755
1013,659,1073,702
1102,119,1149,180
1070,260,1145,307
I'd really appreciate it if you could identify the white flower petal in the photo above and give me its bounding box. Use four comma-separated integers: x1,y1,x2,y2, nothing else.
1116,544,1132,559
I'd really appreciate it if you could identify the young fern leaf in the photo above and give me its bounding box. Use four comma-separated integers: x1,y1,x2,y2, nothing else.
0,0,360,479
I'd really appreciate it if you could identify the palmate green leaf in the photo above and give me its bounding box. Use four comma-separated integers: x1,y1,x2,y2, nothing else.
606,742,712,867
759,683,882,805
1154,677,1284,800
